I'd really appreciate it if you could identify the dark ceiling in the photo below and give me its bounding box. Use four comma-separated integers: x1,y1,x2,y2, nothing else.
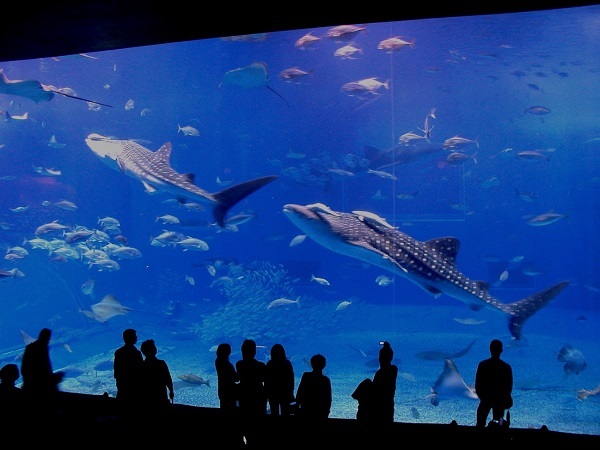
0,1,597,62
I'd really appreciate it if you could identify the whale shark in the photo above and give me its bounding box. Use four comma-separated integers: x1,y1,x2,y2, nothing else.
85,133,277,226
282,203,569,340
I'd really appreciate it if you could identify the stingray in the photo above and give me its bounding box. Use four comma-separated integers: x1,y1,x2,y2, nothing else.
0,69,113,107
89,294,132,322
415,339,476,361
427,358,478,406
219,61,290,108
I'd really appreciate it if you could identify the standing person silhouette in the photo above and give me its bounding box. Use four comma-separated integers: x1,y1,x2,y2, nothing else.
139,339,174,418
236,339,267,416
20,328,65,421
236,339,267,445
113,328,143,417
371,341,398,425
215,342,244,448
475,339,513,427
295,353,331,420
0,363,24,423
215,342,239,414
265,343,295,416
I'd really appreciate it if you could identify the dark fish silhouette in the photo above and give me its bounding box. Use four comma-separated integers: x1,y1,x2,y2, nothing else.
93,359,114,373
557,344,587,374
415,340,476,361
283,203,569,340
0,69,112,107
219,61,290,108
363,142,445,170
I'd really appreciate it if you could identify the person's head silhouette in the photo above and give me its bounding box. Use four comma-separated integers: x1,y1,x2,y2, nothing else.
310,354,326,373
490,339,503,357
38,328,52,344
216,343,232,359
270,343,286,361
0,363,20,385
123,328,137,345
241,339,257,359
379,341,394,365
140,339,157,358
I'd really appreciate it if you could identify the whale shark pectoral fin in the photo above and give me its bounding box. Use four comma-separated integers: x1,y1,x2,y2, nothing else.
425,286,443,298
141,181,158,194
468,303,485,311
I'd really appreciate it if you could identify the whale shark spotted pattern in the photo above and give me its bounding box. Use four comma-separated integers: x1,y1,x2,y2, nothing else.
85,133,277,227
283,203,569,341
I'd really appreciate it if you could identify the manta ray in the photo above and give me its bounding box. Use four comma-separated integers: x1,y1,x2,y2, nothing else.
89,294,132,322
428,359,478,405
0,69,112,107
85,133,278,227
415,340,477,361
219,61,290,108
282,203,569,340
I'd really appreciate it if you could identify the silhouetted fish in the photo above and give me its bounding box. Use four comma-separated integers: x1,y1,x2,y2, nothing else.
93,359,114,373
415,340,476,361
557,344,587,374
363,142,445,170
0,69,112,107
219,61,290,108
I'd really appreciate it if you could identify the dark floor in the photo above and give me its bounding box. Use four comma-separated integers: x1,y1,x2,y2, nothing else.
17,391,599,448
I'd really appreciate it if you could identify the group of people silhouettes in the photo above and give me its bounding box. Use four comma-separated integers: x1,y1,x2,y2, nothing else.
213,338,332,445
0,326,514,437
113,328,174,420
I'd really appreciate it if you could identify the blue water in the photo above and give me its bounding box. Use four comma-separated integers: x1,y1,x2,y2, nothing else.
0,5,599,435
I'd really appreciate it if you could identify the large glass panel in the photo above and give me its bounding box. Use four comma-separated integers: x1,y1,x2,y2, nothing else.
0,5,598,435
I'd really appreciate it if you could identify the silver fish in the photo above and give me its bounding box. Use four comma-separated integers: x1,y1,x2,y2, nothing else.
526,211,567,226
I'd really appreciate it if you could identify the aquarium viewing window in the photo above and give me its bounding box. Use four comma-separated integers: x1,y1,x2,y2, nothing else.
0,4,598,436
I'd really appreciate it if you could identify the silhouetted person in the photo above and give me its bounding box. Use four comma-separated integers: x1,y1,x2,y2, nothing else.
265,343,295,416
371,341,398,425
140,339,174,418
113,328,143,416
236,339,267,417
351,376,373,422
20,328,64,420
215,342,239,414
295,353,331,420
0,363,24,423
215,342,244,447
236,339,267,445
475,339,513,427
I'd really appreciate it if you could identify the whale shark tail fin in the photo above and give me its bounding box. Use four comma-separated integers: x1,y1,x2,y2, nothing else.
504,281,569,340
211,175,278,227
